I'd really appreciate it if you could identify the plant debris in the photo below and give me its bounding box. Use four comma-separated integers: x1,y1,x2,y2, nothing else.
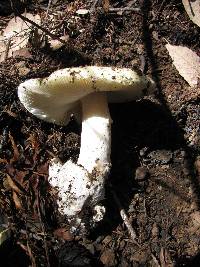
0,0,200,266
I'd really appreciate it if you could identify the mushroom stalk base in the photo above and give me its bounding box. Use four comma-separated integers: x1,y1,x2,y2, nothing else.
49,92,111,232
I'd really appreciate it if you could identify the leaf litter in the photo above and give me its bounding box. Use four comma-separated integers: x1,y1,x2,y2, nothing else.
0,0,200,266
0,13,41,62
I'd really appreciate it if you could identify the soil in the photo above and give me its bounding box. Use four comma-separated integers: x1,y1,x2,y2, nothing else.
0,0,200,266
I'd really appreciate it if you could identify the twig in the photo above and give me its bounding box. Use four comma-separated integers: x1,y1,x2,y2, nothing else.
37,188,50,267
13,13,90,60
3,38,11,61
108,7,141,13
90,0,140,13
45,0,53,20
17,14,66,44
90,6,140,13
110,186,137,241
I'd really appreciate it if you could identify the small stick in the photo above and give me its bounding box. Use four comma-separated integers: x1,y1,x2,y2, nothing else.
108,7,141,13
110,186,137,240
37,188,50,267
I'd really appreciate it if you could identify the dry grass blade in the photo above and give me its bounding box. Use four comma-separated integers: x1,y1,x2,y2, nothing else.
110,186,137,241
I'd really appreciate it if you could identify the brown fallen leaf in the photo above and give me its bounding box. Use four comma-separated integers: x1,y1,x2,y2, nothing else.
166,43,200,87
103,0,110,12
182,0,200,28
0,13,41,62
54,228,74,241
0,158,8,164
9,132,20,164
6,174,23,194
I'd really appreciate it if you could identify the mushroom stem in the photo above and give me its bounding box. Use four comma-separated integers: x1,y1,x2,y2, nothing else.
77,92,111,173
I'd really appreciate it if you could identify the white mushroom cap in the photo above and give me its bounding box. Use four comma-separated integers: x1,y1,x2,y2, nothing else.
18,66,155,125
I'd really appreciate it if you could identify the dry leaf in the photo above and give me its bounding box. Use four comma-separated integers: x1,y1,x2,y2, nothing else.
54,228,74,241
182,0,200,28
0,158,8,164
0,13,40,62
13,191,23,210
103,0,110,12
9,132,20,163
6,174,24,194
166,43,200,87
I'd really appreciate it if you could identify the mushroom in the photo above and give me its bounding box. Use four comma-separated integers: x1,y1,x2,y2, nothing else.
18,66,155,230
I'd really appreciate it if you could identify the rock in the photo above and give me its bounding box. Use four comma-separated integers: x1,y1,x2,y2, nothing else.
100,249,117,267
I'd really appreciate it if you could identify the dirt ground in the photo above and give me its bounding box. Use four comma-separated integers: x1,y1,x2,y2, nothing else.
0,0,200,266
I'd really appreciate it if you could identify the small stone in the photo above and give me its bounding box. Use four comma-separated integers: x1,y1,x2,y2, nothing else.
76,9,90,15
100,249,117,267
18,66,30,77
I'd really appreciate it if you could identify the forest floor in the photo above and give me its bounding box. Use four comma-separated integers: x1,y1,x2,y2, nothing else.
0,0,200,266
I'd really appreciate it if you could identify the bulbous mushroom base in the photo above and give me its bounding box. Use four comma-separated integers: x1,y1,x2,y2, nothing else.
49,158,110,233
